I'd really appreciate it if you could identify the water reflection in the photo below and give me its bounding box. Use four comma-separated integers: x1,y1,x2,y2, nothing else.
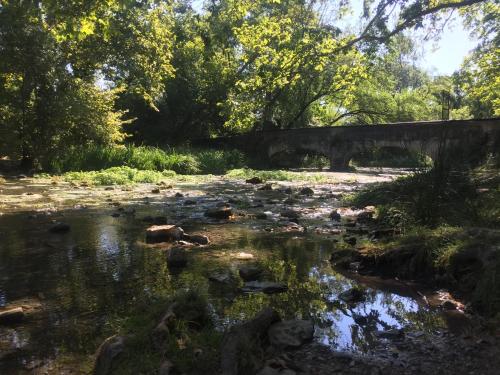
0,206,444,372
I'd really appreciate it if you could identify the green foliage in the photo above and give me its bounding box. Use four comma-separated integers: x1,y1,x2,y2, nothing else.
50,145,247,175
225,168,333,183
63,166,176,185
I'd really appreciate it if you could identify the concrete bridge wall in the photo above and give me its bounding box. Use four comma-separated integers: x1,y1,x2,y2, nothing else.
206,119,500,170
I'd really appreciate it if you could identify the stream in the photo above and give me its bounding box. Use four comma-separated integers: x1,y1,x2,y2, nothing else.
0,169,497,374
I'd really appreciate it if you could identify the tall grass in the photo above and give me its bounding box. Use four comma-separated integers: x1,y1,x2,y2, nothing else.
50,145,246,175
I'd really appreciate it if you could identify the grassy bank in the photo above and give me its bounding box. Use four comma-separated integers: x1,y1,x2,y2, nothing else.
49,145,247,175
347,160,500,317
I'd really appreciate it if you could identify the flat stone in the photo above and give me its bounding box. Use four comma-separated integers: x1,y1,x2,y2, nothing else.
49,222,70,233
268,320,314,348
184,234,210,245
241,281,287,294
299,187,314,196
0,307,24,325
246,177,263,184
239,264,263,281
205,206,233,219
280,209,300,220
146,225,184,243
234,252,254,260
258,183,273,191
208,270,233,284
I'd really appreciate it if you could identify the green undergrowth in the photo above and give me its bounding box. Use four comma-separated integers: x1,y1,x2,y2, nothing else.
349,160,500,316
225,168,335,183
49,145,247,175
106,289,222,375
63,166,177,185
364,226,500,316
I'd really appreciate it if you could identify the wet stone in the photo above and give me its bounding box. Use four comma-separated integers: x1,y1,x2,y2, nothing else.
299,187,314,196
0,307,24,325
241,281,287,294
146,225,185,243
280,209,300,220
330,210,341,221
183,234,210,245
246,177,263,184
268,320,314,348
255,212,268,220
208,270,233,284
205,206,233,219
184,199,197,205
151,188,161,194
258,183,273,191
239,264,263,281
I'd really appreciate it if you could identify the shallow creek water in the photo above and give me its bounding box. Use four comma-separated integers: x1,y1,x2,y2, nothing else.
0,170,459,373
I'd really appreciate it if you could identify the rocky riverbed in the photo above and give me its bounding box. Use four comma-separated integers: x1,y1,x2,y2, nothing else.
0,169,499,374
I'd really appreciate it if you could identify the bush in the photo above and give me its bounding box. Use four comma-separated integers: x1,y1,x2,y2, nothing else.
64,166,176,185
49,145,246,175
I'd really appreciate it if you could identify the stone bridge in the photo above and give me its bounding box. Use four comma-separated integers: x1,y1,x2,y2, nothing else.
206,119,500,170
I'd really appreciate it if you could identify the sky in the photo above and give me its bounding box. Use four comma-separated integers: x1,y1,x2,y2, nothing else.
421,17,478,75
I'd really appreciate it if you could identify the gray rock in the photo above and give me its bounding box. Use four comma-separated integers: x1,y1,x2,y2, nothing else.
299,187,314,196
167,247,188,267
146,225,184,243
208,270,233,284
241,281,287,294
93,335,127,375
205,206,233,219
268,320,314,348
0,307,24,325
255,212,268,220
246,177,263,184
184,234,210,245
258,183,273,191
239,264,263,281
280,209,300,220
330,210,341,221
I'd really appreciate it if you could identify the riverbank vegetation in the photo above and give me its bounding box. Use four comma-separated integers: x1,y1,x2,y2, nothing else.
347,157,500,316
0,1,498,171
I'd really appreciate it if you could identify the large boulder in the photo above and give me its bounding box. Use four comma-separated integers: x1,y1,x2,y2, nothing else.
146,225,185,243
268,320,314,348
93,335,128,375
221,308,280,375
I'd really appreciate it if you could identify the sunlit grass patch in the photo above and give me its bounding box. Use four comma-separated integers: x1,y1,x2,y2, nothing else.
225,168,335,183
63,166,176,185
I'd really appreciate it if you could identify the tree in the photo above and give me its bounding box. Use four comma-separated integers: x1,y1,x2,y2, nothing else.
0,0,175,168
